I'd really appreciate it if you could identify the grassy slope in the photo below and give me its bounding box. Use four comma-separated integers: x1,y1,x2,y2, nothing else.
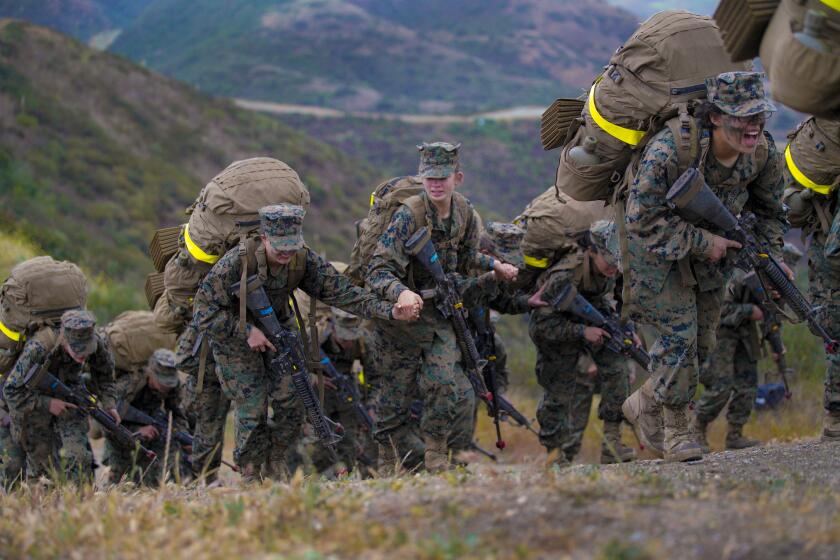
109,0,637,114
0,20,378,295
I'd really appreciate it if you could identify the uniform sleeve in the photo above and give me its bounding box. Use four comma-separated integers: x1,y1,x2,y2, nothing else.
299,250,393,320
531,266,586,342
744,134,787,260
2,340,49,414
625,131,715,261
462,208,494,273
192,248,246,344
88,333,117,410
825,195,840,261
719,274,755,328
367,205,418,301
112,369,146,407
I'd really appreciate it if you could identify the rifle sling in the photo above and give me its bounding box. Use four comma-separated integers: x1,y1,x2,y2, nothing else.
289,293,325,405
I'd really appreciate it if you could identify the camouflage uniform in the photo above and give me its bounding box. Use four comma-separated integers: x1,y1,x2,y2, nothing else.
694,269,761,445
623,72,786,461
529,221,632,464
3,311,116,482
175,321,230,479
105,349,190,484
310,311,374,472
0,404,25,487
192,204,394,471
367,143,499,471
782,117,840,437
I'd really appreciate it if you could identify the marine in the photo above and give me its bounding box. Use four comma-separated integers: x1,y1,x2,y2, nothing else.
3,310,118,482
366,142,519,473
191,203,413,479
622,71,789,462
105,348,190,484
528,220,636,466
692,243,804,451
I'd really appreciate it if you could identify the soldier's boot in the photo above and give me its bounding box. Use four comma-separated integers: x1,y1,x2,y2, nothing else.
725,425,760,450
377,442,401,477
663,406,703,463
690,415,711,454
424,437,454,474
821,411,840,441
621,378,665,458
546,447,570,469
240,463,261,484
600,421,636,464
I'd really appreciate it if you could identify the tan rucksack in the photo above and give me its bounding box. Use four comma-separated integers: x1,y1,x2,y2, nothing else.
782,116,840,235
715,0,840,117
152,157,311,333
104,310,178,372
543,11,749,202
514,187,613,270
0,256,87,374
346,176,473,285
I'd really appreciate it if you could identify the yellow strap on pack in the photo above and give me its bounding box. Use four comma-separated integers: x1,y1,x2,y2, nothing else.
0,320,20,342
369,191,376,207
785,144,835,195
523,255,549,269
820,0,840,12
588,83,645,147
183,224,220,265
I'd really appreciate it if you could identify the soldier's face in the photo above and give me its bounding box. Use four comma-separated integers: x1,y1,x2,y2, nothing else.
423,171,463,203
592,250,618,278
62,341,88,364
261,235,296,266
711,113,767,154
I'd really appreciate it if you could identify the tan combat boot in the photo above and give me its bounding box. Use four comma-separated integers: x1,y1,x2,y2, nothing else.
725,425,760,450
600,421,636,464
690,415,711,454
424,437,453,473
822,411,840,441
377,442,402,477
663,406,703,462
621,378,664,458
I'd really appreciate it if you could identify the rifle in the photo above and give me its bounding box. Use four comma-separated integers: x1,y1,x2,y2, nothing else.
667,167,839,354
471,308,539,437
742,271,793,398
319,350,374,431
231,277,343,460
24,369,156,460
551,284,651,369
119,403,239,471
405,227,504,448
469,440,498,462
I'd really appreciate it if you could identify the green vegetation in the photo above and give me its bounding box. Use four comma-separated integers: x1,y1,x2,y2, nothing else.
109,0,638,114
0,20,377,301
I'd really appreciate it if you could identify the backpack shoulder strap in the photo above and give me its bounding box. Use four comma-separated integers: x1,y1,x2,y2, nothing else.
403,194,428,231
286,248,308,292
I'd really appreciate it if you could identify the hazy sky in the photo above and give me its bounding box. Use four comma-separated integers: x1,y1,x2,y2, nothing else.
607,0,717,18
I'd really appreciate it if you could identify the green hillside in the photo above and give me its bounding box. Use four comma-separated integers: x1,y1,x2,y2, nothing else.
278,114,558,220
109,0,638,114
0,19,378,291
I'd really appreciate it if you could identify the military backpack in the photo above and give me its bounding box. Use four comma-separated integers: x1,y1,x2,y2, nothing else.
0,256,87,374
104,310,178,373
149,157,311,333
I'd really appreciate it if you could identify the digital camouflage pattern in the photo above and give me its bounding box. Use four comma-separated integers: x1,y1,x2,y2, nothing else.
192,242,393,468
260,204,306,251
61,309,97,357
105,352,190,485
528,248,629,459
367,189,496,459
589,220,620,268
625,124,786,407
0,411,25,487
705,72,776,117
175,321,230,479
809,193,840,413
310,329,373,472
418,142,461,179
484,222,525,268
3,326,115,482
696,268,760,429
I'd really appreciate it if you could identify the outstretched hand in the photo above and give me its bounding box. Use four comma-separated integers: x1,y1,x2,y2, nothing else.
393,289,423,321
493,261,519,283
527,283,550,308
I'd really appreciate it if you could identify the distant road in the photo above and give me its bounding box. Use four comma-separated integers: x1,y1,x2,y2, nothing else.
234,99,544,123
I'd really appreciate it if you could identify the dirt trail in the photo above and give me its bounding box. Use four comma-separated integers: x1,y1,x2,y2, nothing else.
233,98,545,123
359,438,840,559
